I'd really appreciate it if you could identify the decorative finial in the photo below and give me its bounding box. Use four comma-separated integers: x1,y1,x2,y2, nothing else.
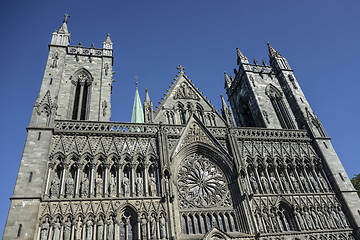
253,58,258,65
135,75,139,88
145,88,148,92
64,13,70,23
177,65,185,74
262,59,267,66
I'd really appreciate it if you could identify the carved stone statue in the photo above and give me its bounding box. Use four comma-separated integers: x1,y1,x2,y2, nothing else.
331,209,342,228
86,219,93,240
97,218,104,240
65,175,75,198
337,207,349,227
256,212,264,233
40,218,50,240
318,174,329,192
50,175,60,199
63,217,72,240
52,218,61,240
141,217,147,239
303,209,313,230
260,172,270,193
249,172,259,194
150,173,157,196
160,215,167,238
96,173,103,197
123,173,130,197
299,173,310,192
289,172,300,193
294,209,305,230
270,175,280,193
81,176,89,197
280,174,290,192
150,215,156,238
136,173,143,197
109,174,116,197
262,211,272,233
310,208,320,229
75,217,83,240
309,175,320,192
316,208,327,229
107,218,114,240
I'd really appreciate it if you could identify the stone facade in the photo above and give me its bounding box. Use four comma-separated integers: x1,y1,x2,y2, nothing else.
3,17,360,240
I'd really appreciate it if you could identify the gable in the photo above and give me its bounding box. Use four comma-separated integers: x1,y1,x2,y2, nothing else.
153,70,226,127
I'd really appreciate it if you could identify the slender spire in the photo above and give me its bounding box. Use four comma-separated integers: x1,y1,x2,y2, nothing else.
145,88,151,103
236,48,249,65
220,94,228,110
131,79,144,123
267,42,282,58
105,34,112,44
224,72,232,89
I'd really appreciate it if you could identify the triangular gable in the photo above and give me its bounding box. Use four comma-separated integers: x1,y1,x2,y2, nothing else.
153,71,226,127
171,114,228,158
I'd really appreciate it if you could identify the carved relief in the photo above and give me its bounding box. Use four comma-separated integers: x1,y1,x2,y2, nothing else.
173,82,199,100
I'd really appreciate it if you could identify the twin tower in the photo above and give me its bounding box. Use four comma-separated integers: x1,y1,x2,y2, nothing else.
4,16,360,240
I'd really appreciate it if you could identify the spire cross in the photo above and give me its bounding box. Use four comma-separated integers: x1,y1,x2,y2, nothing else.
177,65,185,74
134,75,139,88
64,13,70,23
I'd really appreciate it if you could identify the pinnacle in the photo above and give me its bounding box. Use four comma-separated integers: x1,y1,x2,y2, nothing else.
236,48,248,65
220,94,228,110
267,42,282,58
105,34,112,44
145,88,151,102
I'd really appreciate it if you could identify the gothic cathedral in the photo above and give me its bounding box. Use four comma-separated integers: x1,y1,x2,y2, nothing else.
4,17,360,240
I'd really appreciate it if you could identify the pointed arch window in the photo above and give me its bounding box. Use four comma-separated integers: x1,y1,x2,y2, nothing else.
71,70,92,120
265,85,295,129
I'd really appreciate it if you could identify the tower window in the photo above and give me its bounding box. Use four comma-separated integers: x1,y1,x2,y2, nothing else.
72,71,92,120
29,172,33,182
266,84,295,129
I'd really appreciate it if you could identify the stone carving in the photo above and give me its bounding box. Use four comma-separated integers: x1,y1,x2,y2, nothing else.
181,123,215,149
136,173,144,197
338,207,349,227
289,172,300,193
63,217,72,240
150,173,157,196
50,51,59,68
96,173,103,197
160,215,166,239
52,218,61,240
97,218,104,240
102,100,108,117
65,175,75,198
299,172,310,192
309,174,320,192
50,175,60,199
174,82,199,100
331,209,342,228
310,208,320,229
40,218,50,240
319,173,329,192
81,176,89,197
75,217,83,240
269,174,280,193
260,171,270,193
104,63,109,76
107,218,114,240
249,171,259,194
141,216,147,239
177,153,228,208
255,210,265,233
280,174,290,192
86,218,93,240
304,209,313,230
295,209,305,230
109,173,116,197
150,215,156,238
123,174,130,197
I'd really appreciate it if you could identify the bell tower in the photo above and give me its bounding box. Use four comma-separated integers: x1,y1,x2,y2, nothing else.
3,15,115,239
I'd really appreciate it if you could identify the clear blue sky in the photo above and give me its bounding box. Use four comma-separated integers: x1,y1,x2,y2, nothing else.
0,0,359,235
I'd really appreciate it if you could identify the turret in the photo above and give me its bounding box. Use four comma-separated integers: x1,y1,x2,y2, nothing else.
267,42,291,70
144,89,153,123
50,14,71,46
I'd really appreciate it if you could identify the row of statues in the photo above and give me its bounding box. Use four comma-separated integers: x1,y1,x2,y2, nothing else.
255,206,349,234
247,167,330,195
40,215,167,240
49,171,158,199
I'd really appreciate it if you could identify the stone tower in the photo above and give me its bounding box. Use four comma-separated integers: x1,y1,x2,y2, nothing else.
4,16,360,240
3,16,114,239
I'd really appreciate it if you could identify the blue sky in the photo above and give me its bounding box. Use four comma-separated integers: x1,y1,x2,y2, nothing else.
0,0,359,235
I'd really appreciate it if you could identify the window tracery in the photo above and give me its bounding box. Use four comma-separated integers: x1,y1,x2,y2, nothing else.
71,69,93,120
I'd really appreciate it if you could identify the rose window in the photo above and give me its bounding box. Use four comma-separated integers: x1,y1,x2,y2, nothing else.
177,153,229,208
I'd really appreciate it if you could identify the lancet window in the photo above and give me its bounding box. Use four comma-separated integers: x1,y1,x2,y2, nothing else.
71,69,92,120
265,84,295,129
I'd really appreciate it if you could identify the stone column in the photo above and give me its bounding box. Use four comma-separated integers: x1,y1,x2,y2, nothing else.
274,165,285,193
293,166,305,192
118,163,122,197
104,164,110,196
303,167,315,192
264,164,275,193
90,164,95,196
44,165,53,198
76,82,85,120
75,163,82,198
254,166,264,193
144,161,150,197
284,166,295,193
60,164,68,198
131,163,136,197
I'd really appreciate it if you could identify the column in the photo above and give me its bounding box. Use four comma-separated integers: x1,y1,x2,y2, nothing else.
77,82,85,120
284,166,295,193
44,166,53,198
137,220,141,240
293,166,305,192
75,163,82,198
131,164,136,197
90,164,95,195
144,162,150,197
303,168,315,192
312,167,323,192
104,164,110,196
118,164,122,197
264,164,275,193
274,165,285,193
60,164,68,198
254,166,264,193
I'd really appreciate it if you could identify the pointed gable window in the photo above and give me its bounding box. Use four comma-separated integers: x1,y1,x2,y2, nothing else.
176,102,186,125
266,84,295,129
71,69,92,120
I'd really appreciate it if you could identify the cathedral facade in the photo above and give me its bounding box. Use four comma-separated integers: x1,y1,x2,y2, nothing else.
3,17,360,240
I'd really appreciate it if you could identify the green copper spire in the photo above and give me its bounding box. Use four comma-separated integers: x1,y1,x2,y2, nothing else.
131,84,144,123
